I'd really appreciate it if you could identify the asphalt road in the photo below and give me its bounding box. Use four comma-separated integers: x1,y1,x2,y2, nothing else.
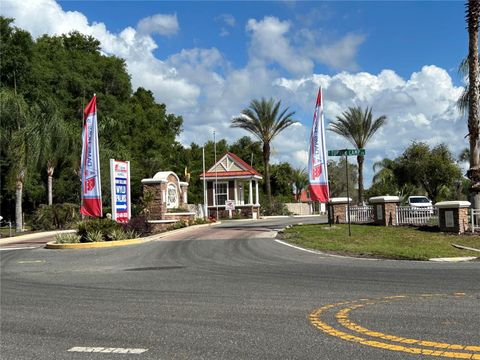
1,217,479,359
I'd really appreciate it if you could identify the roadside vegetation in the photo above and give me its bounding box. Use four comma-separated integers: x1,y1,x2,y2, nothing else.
280,224,480,260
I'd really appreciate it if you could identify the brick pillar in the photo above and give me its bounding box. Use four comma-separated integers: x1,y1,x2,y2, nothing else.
141,180,167,220
328,197,352,224
435,201,471,234
369,196,400,226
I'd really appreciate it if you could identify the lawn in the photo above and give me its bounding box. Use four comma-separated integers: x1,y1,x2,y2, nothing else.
280,224,480,260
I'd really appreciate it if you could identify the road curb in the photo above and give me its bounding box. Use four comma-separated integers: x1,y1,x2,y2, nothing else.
46,238,146,249
274,238,479,262
45,221,221,250
429,256,478,262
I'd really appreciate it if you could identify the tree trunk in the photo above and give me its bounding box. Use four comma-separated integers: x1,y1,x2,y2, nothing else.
47,164,54,206
357,155,364,205
467,0,480,209
263,142,272,205
15,171,24,233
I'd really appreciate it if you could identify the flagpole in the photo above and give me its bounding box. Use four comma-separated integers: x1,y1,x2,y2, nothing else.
214,131,218,220
93,93,102,218
202,147,207,219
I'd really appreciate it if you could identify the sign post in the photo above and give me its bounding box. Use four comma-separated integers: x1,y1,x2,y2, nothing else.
110,159,131,223
327,149,366,236
225,200,235,219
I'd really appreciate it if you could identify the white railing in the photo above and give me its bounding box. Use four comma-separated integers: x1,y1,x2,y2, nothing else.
469,208,480,233
396,206,438,226
347,205,374,223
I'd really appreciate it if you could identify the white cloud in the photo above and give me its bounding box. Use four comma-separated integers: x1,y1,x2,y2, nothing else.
312,33,365,71
246,16,314,75
137,13,179,36
215,13,235,37
216,13,236,27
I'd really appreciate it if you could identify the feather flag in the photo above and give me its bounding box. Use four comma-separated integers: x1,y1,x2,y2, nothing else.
308,87,329,202
80,95,102,217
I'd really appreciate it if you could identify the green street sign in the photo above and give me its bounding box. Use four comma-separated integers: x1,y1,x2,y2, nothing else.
328,149,365,156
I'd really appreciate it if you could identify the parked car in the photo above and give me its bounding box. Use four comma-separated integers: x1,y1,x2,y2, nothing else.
408,196,433,207
408,196,434,214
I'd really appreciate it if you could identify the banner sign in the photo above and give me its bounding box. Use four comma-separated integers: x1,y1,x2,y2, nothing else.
110,159,131,223
80,95,102,217
308,87,330,202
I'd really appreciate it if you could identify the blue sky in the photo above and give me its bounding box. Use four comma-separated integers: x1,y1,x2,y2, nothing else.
58,1,467,81
2,0,469,187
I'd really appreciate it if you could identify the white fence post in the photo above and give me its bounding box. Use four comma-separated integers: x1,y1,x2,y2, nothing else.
471,208,474,233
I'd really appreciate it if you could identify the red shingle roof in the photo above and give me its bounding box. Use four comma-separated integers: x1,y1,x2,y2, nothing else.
200,152,263,179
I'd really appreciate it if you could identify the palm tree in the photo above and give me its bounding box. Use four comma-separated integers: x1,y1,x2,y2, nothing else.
372,158,397,185
466,0,480,208
0,89,37,232
231,98,297,204
291,167,308,202
329,106,387,204
31,97,68,205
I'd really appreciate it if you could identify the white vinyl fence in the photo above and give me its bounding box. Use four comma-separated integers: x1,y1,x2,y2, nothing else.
469,208,480,233
347,205,374,223
396,206,438,226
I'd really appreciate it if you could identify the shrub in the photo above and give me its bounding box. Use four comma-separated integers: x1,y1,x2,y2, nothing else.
109,228,138,240
167,220,188,231
55,233,81,244
122,215,151,236
77,218,121,242
262,200,292,216
86,230,104,242
31,203,80,230
191,217,213,225
192,217,208,225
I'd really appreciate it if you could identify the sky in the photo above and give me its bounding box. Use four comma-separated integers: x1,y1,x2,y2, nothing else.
1,0,469,187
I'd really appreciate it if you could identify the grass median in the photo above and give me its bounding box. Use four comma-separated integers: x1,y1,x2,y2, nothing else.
279,224,480,260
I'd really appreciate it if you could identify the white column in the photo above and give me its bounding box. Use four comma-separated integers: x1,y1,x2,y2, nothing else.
183,187,188,204
213,183,216,206
234,180,238,204
255,180,259,205
249,180,253,205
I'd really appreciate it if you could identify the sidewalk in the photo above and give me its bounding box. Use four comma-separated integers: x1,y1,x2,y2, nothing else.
0,230,75,246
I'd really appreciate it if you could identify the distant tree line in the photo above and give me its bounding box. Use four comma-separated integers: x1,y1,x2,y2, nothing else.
0,18,300,229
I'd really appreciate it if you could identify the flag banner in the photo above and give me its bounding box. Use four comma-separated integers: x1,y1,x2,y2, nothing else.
110,159,131,223
308,87,329,202
80,95,102,217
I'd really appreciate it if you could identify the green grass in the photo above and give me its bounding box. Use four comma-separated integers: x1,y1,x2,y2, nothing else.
0,226,32,237
280,224,480,260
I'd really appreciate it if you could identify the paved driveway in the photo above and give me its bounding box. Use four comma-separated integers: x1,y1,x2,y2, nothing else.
1,216,479,360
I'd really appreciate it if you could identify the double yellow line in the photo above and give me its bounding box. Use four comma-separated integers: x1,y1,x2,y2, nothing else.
309,294,480,359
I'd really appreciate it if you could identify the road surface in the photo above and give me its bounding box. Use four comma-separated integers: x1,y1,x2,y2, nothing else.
1,217,479,359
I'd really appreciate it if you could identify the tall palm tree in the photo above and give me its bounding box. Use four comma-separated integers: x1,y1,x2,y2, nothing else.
0,88,38,232
31,97,68,205
231,98,297,204
466,0,480,208
329,106,387,204
372,158,397,185
291,167,308,202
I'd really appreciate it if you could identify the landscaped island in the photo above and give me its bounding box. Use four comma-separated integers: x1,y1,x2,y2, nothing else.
279,224,480,260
